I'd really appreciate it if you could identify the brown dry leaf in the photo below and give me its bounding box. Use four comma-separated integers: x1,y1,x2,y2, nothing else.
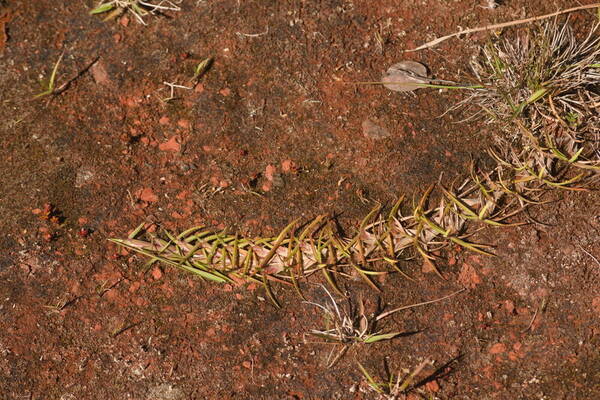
381,61,430,92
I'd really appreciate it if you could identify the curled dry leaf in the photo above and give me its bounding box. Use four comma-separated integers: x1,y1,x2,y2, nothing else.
381,61,430,92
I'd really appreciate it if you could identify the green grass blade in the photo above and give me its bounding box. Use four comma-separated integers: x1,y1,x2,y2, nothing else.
127,222,146,239
357,363,384,394
192,57,213,80
449,236,494,256
261,273,281,308
34,52,64,99
90,2,115,14
363,332,403,343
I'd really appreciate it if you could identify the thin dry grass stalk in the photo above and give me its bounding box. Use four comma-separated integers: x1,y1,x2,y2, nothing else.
408,3,600,51
358,359,432,399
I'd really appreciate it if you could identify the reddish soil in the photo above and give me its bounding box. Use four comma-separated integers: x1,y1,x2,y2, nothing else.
1,1,599,399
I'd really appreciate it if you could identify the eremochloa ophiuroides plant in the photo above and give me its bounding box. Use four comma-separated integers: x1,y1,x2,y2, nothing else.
112,20,600,303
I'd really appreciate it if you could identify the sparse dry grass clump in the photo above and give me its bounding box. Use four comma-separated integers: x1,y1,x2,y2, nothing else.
90,0,181,25
303,287,404,368
358,359,434,400
469,22,600,133
464,21,600,194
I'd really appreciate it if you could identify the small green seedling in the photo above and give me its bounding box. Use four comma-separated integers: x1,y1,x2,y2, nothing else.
34,52,63,99
564,112,581,128
191,57,213,82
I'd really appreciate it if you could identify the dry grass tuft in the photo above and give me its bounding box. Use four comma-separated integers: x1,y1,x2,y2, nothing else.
463,21,600,193
303,287,404,367
469,22,600,133
358,359,434,399
90,0,181,25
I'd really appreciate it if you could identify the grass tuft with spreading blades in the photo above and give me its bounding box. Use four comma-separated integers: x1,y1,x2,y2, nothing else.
90,0,181,25
358,359,434,400
303,287,404,368
462,21,600,192
467,22,600,131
